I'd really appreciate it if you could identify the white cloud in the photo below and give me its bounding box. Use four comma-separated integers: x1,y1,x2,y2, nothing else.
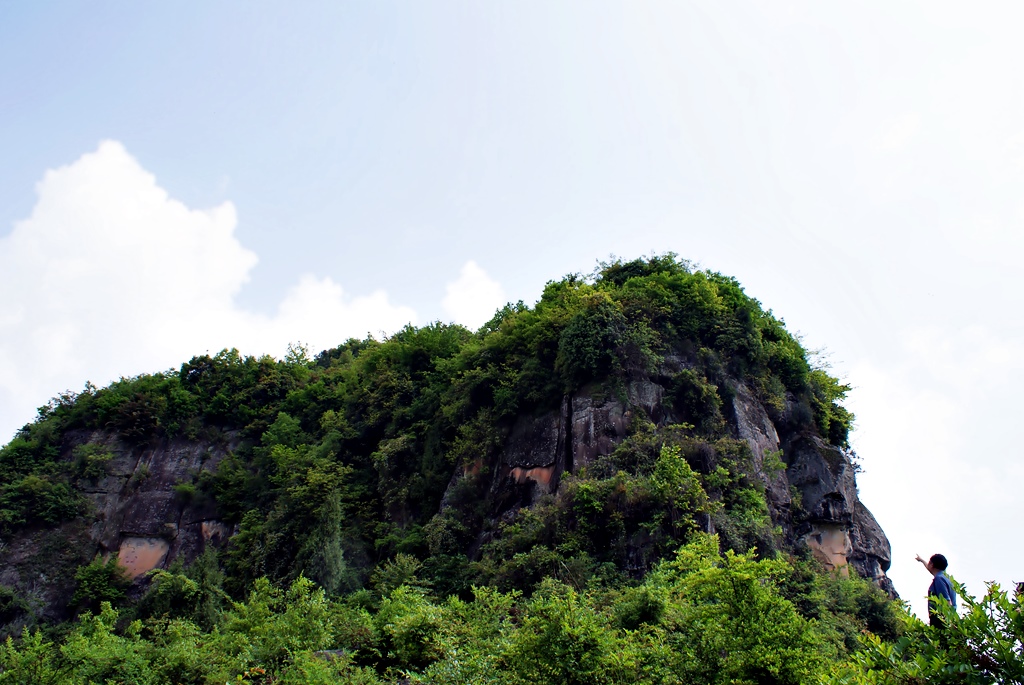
270,275,415,349
875,113,921,154
0,141,416,440
441,260,506,330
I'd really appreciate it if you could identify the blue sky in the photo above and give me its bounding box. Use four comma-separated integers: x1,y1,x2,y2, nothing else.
3,1,1023,617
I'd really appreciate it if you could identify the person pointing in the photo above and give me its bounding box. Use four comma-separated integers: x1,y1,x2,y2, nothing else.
916,553,956,626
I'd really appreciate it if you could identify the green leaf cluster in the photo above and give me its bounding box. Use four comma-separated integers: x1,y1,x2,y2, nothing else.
70,554,131,614
0,535,905,684
828,578,1024,684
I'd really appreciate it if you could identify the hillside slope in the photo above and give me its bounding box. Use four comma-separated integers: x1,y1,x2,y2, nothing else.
0,255,893,628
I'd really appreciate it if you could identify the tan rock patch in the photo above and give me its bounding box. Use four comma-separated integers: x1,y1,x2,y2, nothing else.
509,465,555,490
117,537,169,580
200,521,231,546
804,523,852,576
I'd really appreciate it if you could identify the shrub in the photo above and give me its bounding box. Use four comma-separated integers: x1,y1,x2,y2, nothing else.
808,369,854,446
828,578,1024,685
0,628,63,684
374,585,444,671
60,603,155,685
0,585,29,629
73,444,114,480
171,481,197,503
505,579,628,685
70,555,131,614
136,551,227,630
668,369,725,435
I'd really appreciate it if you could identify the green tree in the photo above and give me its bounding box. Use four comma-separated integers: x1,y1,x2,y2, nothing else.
136,549,227,630
0,629,63,685
505,579,630,685
60,603,155,685
70,555,131,614
644,534,828,684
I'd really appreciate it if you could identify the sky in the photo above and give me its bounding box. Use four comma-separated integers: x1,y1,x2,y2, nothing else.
2,1,1022,618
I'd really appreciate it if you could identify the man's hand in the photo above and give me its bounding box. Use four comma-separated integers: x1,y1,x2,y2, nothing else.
915,554,925,564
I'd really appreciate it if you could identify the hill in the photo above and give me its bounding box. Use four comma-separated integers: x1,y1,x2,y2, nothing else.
0,255,912,683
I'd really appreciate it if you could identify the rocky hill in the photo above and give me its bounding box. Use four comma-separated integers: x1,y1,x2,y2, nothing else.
0,255,893,630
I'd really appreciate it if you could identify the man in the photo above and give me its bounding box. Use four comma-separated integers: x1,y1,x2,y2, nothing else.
916,553,956,625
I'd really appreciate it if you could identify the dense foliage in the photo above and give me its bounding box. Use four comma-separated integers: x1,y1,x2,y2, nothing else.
1,254,948,682
828,579,1024,684
3,553,1017,684
0,535,908,684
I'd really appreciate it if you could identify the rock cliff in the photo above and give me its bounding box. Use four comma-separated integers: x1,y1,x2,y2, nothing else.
0,257,898,628
0,373,894,627
0,431,237,624
0,368,894,626
470,374,893,593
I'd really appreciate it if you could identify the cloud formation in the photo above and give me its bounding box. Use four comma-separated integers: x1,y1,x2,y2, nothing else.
0,141,416,439
442,260,507,330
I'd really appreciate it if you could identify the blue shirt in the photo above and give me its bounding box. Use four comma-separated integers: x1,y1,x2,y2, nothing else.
928,570,956,612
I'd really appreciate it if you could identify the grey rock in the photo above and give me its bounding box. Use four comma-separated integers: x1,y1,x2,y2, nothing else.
625,380,665,424
569,391,628,471
785,436,857,525
849,501,896,596
503,408,565,470
0,430,239,624
731,383,790,512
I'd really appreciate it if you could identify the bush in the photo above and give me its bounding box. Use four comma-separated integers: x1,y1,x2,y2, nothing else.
0,475,81,534
0,586,29,629
374,584,444,672
505,579,628,685
645,534,828,684
136,550,227,630
828,578,1024,684
0,628,63,685
70,555,131,614
668,369,724,435
220,576,336,672
808,370,854,447
73,444,113,480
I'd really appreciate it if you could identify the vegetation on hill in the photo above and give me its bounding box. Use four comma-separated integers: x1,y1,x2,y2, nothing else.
0,255,850,589
0,255,1017,683
1,540,1019,684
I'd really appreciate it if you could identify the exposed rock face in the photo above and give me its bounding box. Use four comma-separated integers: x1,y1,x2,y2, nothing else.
118,537,170,580
494,399,570,508
0,430,237,622
731,384,791,514
480,377,894,594
780,435,892,588
803,523,852,574
569,391,629,472
78,430,237,570
850,502,897,595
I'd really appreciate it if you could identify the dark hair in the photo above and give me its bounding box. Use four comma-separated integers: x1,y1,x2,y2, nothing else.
929,554,948,571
